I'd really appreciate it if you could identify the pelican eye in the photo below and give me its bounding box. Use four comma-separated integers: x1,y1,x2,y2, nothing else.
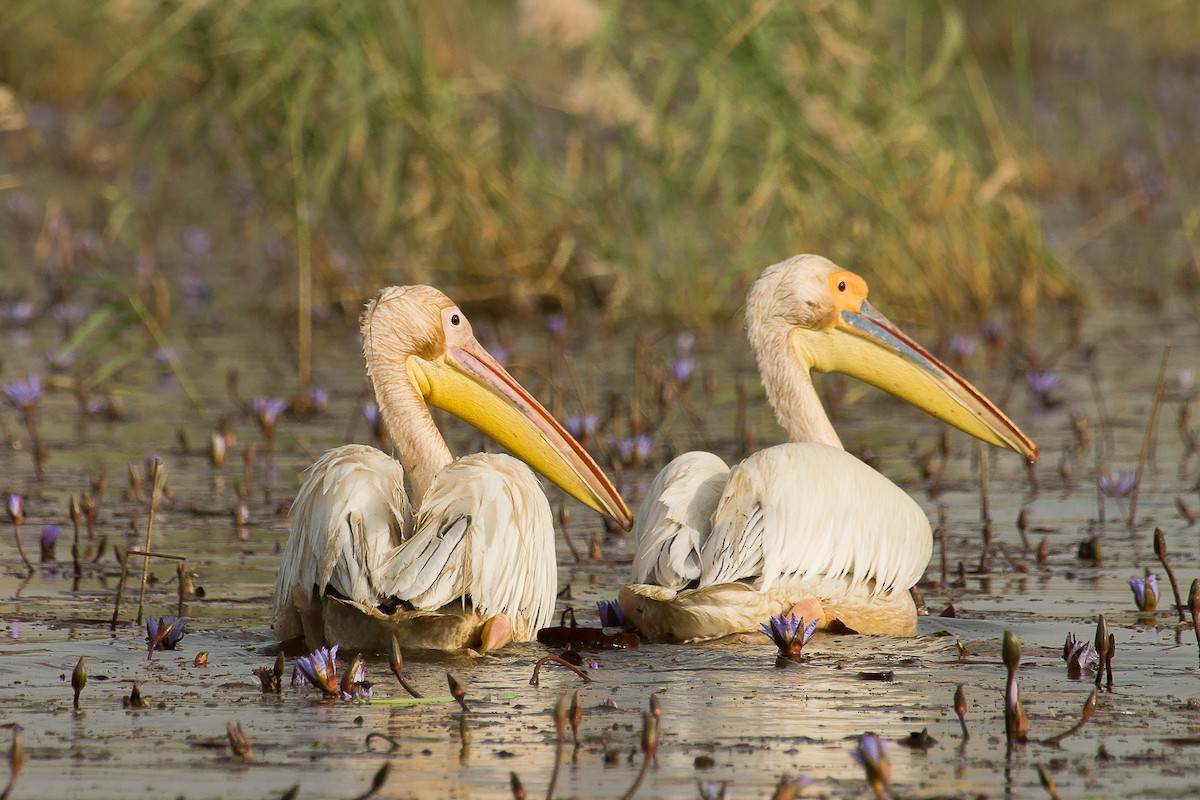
838,280,846,292
450,313,461,326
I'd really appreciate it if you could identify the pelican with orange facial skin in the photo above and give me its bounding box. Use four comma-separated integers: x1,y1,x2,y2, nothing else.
619,255,1037,641
274,286,631,654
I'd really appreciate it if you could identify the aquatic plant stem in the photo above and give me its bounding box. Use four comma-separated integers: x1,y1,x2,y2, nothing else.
1094,616,1109,690
69,495,82,581
135,459,167,625
1153,528,1187,623
10,518,32,578
1036,764,1061,800
21,407,45,481
1189,580,1200,667
557,503,582,563
1129,346,1170,528
545,695,567,800
111,548,129,629
529,655,591,686
620,713,658,800
389,637,423,698
1041,690,1097,745
1002,631,1027,743
976,442,992,573
0,723,23,800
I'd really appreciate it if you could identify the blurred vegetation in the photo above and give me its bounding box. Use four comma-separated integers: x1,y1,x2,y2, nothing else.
9,0,1198,371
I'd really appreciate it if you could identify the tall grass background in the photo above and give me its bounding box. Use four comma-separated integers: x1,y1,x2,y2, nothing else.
12,0,1197,387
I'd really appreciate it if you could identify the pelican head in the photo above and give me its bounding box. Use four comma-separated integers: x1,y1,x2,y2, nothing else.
362,285,632,528
748,255,1038,462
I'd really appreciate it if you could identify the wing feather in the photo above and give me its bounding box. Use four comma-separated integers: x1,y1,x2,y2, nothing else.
273,445,411,639
629,451,730,589
378,453,557,639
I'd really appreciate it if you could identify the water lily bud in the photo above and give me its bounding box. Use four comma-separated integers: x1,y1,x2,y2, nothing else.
649,693,662,721
1002,630,1022,671
510,771,526,800
954,685,966,718
448,672,468,712
553,693,569,733
209,432,227,468
149,457,167,503
1190,579,1200,617
1094,615,1109,654
71,656,87,708
68,495,81,525
1154,527,1167,559
1081,689,1098,722
9,724,24,783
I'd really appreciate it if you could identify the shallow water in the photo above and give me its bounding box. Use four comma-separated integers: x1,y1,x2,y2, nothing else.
3,281,1200,800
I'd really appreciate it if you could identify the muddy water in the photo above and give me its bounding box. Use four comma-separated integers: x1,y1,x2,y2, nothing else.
3,285,1200,799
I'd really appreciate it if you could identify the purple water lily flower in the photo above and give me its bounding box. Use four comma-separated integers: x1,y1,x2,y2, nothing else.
363,402,380,429
1129,572,1159,613
545,312,567,340
146,615,187,650
669,357,695,387
73,230,103,261
851,732,892,799
1098,470,1138,497
40,524,60,562
564,414,600,440
253,397,288,433
980,318,1006,346
616,433,654,466
596,599,628,629
6,494,23,523
293,644,340,695
674,331,695,359
948,334,976,362
182,226,213,255
487,342,509,366
1062,632,1100,679
153,345,181,367
3,374,43,410
1025,370,1061,405
760,612,818,664
698,782,729,800
309,387,329,412
6,300,36,326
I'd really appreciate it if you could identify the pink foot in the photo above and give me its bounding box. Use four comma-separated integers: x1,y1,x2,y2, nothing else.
787,598,827,629
478,614,513,654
